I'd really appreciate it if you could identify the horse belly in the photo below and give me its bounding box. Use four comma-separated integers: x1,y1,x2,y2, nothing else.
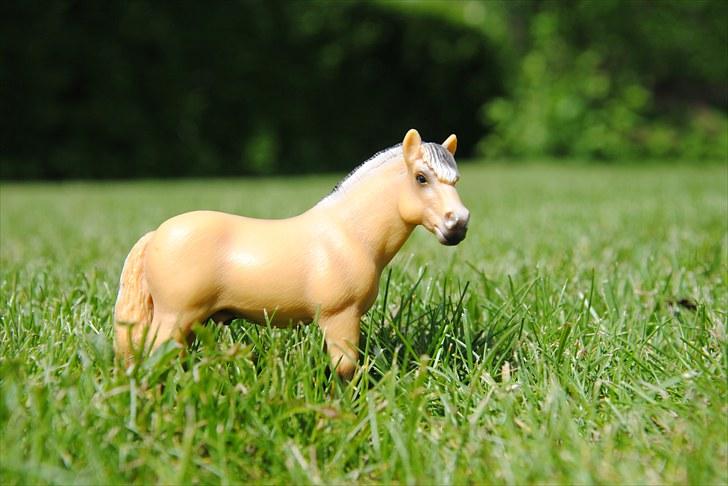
223,306,314,328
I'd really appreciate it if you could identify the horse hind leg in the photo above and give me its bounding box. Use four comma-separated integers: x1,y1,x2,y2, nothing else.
115,310,178,361
143,307,206,355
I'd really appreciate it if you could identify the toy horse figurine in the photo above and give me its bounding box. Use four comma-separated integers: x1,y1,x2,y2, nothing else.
114,129,470,378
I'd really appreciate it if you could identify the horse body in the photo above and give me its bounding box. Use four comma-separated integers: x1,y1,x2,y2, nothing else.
143,205,385,325
146,210,321,325
114,129,469,378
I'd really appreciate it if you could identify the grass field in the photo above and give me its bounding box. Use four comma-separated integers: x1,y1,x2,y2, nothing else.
1,163,726,484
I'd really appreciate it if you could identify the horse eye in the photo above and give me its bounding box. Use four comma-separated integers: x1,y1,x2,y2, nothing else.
416,173,427,185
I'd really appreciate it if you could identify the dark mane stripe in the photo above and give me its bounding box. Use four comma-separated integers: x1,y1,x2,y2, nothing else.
325,140,459,201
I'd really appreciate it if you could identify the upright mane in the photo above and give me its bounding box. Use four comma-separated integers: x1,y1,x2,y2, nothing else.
323,141,459,202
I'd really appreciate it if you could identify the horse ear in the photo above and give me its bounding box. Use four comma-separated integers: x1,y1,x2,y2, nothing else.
442,134,457,155
402,129,422,164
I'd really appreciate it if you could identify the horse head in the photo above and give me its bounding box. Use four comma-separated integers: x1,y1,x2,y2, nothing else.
398,129,470,246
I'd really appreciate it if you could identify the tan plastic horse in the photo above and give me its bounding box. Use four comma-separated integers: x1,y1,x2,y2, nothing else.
114,129,470,378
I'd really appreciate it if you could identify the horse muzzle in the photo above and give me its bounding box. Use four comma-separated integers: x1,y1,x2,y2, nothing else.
436,207,470,245
435,224,468,246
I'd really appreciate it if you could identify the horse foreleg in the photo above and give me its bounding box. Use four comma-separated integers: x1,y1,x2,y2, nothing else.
318,311,361,380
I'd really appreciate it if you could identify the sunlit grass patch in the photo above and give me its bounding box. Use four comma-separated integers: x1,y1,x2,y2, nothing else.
1,163,726,484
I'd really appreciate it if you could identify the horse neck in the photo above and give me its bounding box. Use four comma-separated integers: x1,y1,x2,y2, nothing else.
316,160,415,269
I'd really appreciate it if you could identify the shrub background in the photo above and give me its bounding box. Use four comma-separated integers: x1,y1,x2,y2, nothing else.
1,0,726,179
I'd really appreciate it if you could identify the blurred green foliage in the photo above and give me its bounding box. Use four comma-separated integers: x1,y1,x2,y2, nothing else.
1,0,726,179
0,1,502,179
478,1,728,160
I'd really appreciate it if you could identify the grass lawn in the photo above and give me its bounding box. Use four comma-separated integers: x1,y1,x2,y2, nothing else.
1,163,726,484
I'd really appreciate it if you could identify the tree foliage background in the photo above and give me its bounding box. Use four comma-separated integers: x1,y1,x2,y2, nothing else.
1,0,726,179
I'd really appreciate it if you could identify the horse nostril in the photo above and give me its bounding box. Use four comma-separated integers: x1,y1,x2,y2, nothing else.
444,211,457,229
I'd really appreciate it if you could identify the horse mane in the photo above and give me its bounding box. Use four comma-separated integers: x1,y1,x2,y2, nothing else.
323,141,459,202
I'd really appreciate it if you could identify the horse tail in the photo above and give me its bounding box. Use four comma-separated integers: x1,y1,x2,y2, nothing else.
114,231,155,359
